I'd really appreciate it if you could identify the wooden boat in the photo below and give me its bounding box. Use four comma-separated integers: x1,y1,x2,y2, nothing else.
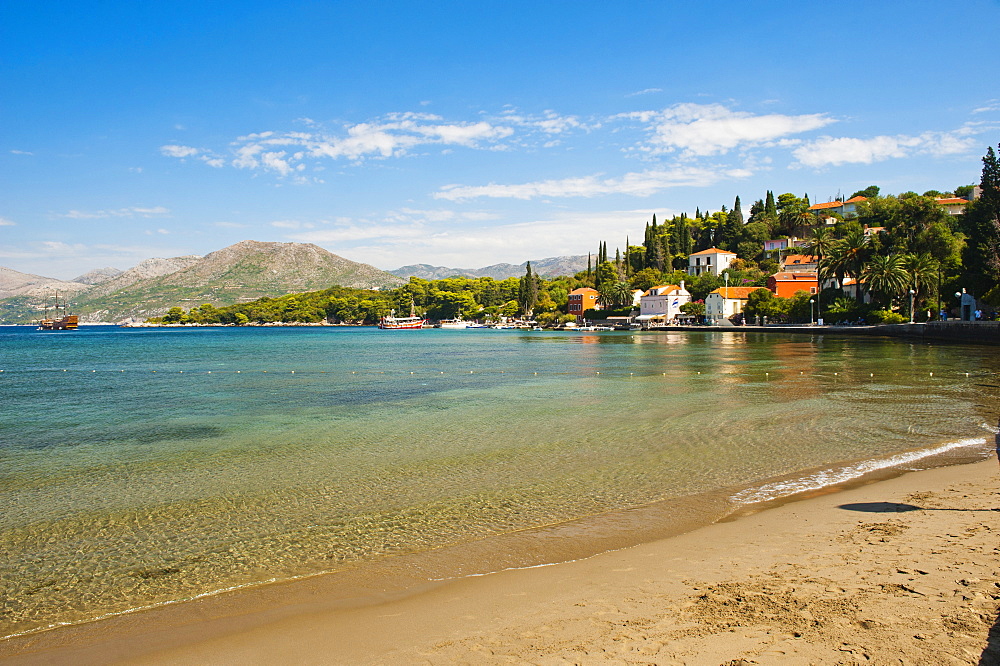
378,313,426,329
36,293,79,331
37,314,79,331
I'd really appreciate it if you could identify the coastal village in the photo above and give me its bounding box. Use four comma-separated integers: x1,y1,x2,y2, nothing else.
128,156,999,333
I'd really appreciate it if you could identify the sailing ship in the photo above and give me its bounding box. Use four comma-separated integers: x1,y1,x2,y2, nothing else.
36,293,79,331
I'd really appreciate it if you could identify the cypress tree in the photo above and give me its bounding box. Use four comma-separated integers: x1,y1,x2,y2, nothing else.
518,262,538,316
765,190,777,219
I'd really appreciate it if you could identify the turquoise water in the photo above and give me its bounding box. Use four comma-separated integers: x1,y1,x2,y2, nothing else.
0,325,996,637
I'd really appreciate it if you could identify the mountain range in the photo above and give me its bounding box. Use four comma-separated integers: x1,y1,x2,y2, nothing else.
0,242,587,324
0,241,405,323
389,255,589,281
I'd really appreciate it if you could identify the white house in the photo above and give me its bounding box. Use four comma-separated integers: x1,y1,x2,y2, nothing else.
688,248,737,276
637,283,691,323
935,197,969,215
705,286,759,324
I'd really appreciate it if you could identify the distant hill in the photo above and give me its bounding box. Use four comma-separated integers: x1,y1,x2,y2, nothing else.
0,241,406,323
0,266,90,299
391,255,589,280
71,267,123,285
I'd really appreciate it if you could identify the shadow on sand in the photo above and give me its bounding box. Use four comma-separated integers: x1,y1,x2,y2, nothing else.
981,613,1000,665
838,502,997,513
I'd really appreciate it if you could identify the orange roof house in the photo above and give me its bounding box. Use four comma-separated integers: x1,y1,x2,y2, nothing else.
808,196,867,218
781,254,817,272
767,272,819,298
705,287,761,324
935,197,969,215
567,287,599,318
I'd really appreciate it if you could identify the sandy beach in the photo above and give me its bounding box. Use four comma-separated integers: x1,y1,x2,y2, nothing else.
1,457,996,665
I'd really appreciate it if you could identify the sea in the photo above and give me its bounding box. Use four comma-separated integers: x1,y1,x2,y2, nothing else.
1,324,996,639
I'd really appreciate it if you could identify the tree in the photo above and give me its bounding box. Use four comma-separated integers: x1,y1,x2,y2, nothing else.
162,307,185,323
517,262,539,316
851,185,880,199
960,144,1000,296
827,230,869,302
861,254,909,308
903,253,938,317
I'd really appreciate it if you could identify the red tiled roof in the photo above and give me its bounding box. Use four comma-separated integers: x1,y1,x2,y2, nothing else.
710,287,762,299
935,197,969,205
569,287,598,295
689,247,736,256
808,201,843,210
771,272,818,281
782,254,816,265
844,196,868,204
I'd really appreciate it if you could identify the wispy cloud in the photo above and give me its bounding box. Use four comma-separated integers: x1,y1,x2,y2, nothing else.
621,103,836,157
60,206,170,219
626,88,662,97
286,209,664,270
972,100,1000,114
434,167,749,201
0,216,16,226
9,149,34,156
792,127,983,168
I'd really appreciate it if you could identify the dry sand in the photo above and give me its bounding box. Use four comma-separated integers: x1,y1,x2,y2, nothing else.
4,459,999,665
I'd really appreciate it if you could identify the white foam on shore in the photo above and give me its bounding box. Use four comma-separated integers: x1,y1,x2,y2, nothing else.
731,437,988,505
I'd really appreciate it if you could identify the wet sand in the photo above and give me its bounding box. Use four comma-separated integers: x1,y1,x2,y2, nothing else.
3,459,998,664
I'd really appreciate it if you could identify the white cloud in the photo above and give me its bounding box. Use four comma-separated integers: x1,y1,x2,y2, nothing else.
287,209,664,270
270,220,315,229
0,216,16,226
213,221,248,228
160,144,200,158
220,115,515,175
434,166,746,201
61,206,170,219
624,103,835,157
10,149,33,156
793,129,979,168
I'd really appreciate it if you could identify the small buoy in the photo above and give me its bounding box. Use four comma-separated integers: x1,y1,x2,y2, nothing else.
834,372,838,376
410,371,414,374
930,372,933,377
870,373,873,377
207,371,211,374
534,372,538,375
291,371,295,374
236,371,240,373
596,371,600,375
966,372,970,377
662,373,666,376
469,371,474,374
439,371,443,374
697,371,700,375
63,369,67,372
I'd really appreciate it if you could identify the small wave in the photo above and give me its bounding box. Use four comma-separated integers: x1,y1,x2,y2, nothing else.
731,437,987,505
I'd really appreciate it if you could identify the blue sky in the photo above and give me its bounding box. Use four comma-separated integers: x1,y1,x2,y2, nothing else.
3,1,998,279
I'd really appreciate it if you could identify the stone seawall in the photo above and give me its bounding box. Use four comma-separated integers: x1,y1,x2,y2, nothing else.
870,321,1000,345
652,322,1000,346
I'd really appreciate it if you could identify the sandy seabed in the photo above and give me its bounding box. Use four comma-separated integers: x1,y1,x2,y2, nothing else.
3,459,999,665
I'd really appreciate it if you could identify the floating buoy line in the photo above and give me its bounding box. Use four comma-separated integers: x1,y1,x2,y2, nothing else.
0,368,987,381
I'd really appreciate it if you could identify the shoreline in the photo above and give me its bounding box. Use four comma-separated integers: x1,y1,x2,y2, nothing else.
3,453,997,664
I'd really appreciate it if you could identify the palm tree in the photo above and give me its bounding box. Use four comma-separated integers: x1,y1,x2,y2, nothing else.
903,253,938,320
804,227,837,309
827,230,869,303
861,254,910,308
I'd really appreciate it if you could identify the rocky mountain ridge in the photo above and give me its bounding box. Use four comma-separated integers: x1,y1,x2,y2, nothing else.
390,255,589,280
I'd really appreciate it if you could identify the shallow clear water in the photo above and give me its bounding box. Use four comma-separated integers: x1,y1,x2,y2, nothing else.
1,325,996,637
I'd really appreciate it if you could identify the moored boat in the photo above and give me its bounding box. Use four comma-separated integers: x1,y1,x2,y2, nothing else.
437,319,469,329
378,313,426,329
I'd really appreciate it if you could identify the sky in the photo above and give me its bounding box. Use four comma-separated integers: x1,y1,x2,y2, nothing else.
2,1,999,280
